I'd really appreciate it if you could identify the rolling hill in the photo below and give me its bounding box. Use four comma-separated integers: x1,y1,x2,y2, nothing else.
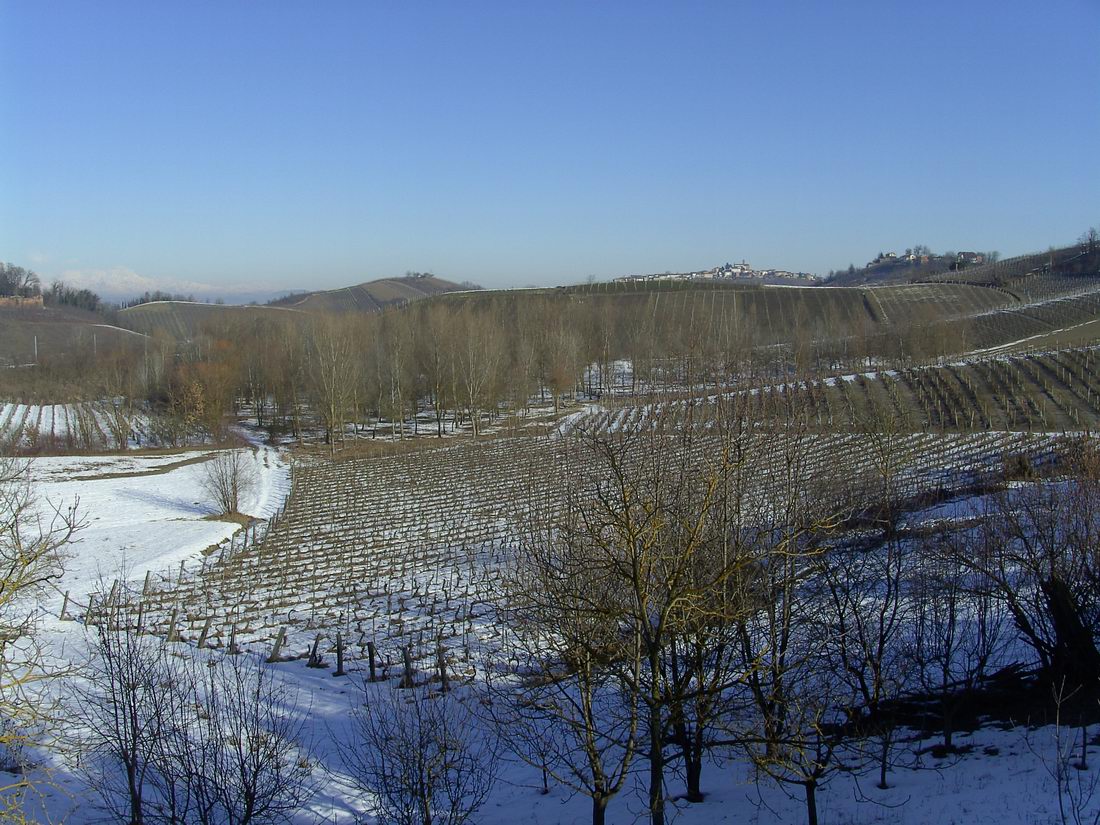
117,301,302,340
269,274,464,313
0,305,145,367
116,275,466,339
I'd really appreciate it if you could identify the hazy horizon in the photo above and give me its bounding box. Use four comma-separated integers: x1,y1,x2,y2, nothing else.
2,1,1098,298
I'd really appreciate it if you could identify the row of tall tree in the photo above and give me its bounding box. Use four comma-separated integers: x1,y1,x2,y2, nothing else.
101,288,959,449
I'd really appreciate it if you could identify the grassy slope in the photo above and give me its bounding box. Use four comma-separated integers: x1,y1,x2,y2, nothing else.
271,275,464,313
117,276,464,338
0,306,144,366
117,302,302,339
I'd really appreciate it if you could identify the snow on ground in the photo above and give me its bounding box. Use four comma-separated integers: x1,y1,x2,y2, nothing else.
16,439,291,819
14,440,1100,824
30,443,287,612
29,655,1096,825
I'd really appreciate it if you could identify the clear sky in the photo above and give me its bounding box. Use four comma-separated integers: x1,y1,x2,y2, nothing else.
2,1,1098,296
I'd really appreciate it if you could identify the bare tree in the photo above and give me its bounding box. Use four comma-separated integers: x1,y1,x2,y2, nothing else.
909,526,1008,751
817,409,918,788
78,606,175,825
0,264,40,298
493,481,640,825
341,684,497,825
80,613,315,825
176,653,316,825
0,456,79,811
961,442,1100,687
729,412,852,825
303,316,358,454
199,450,258,517
500,398,767,825
454,307,504,436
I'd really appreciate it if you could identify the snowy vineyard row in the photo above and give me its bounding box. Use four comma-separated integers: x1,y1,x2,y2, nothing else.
588,345,1100,434
0,401,149,452
83,427,1058,686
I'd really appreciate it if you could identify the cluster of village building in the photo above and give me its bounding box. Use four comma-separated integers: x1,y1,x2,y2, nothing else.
866,250,986,269
615,262,819,284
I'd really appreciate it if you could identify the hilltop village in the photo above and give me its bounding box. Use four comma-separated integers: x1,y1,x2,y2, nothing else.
615,261,820,284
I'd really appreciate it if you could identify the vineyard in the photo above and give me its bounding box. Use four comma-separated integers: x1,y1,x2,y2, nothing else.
98,421,1056,686
78,335,1100,677
918,243,1099,290
0,311,143,367
863,282,1012,324
949,288,1100,352
29,279,1100,824
443,279,1016,349
0,401,148,452
802,346,1100,431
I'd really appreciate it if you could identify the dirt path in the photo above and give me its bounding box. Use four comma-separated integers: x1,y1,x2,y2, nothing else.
73,451,218,481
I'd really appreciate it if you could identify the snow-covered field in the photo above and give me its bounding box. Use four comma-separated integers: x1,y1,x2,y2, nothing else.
13,439,1100,824
15,441,290,818
31,444,288,615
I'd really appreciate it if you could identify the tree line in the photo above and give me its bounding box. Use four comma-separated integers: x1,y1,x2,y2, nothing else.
38,287,960,449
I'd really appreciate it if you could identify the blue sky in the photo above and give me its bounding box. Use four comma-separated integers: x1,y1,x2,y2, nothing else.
1,1,1098,296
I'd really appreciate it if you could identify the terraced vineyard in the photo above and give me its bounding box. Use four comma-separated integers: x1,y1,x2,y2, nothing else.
863,282,1012,324
839,348,1100,431
952,289,1100,351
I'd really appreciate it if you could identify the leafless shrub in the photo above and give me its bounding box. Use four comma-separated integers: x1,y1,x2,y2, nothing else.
341,683,497,825
79,612,316,825
0,456,80,810
199,449,257,516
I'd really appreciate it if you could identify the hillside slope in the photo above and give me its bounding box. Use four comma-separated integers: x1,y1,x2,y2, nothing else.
0,305,144,367
117,301,302,339
432,279,1016,346
116,276,464,339
271,274,463,313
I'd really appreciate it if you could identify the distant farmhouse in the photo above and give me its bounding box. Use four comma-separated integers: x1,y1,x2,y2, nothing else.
866,250,985,269
614,261,819,284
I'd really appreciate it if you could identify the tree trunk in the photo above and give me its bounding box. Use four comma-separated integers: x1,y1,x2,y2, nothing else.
684,750,703,802
592,794,609,825
127,760,144,825
878,730,891,789
1043,576,1100,687
805,780,818,825
942,700,953,750
649,704,665,825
